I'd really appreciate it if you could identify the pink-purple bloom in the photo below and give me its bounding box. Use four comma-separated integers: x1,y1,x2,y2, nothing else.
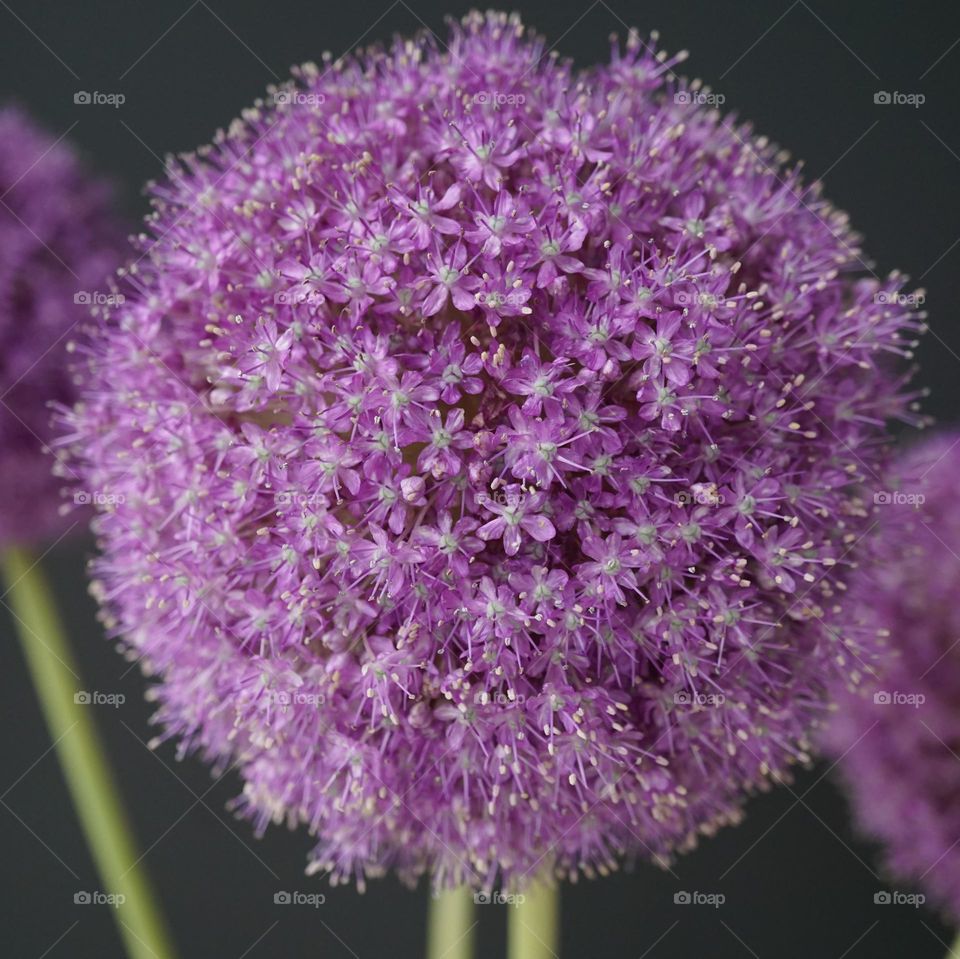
0,107,118,548
824,434,960,919
62,12,924,890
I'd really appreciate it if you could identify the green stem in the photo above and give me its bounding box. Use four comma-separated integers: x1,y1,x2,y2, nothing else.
948,931,960,958
2,546,176,959
427,885,475,959
508,878,559,959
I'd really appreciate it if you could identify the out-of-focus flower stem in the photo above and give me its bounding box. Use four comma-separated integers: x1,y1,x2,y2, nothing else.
948,931,960,957
427,884,475,959
1,546,176,959
508,876,559,959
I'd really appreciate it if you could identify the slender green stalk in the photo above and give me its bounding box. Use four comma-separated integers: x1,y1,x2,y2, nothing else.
948,931,960,958
2,546,176,959
508,878,559,959
427,885,475,959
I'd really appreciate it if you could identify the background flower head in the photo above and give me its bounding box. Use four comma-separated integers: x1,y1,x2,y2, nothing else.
0,106,120,548
824,433,960,919
63,11,923,890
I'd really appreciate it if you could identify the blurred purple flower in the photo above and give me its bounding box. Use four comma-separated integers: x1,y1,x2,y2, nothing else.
824,434,960,919
0,106,119,548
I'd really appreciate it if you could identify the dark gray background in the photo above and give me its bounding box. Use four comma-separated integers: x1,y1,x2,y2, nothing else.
2,1,959,956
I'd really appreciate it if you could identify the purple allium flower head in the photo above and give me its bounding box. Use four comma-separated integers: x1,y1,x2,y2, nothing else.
824,434,960,919
0,106,119,547
62,12,925,889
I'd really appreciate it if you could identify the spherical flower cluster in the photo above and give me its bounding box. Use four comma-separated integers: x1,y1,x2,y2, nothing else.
0,107,119,547
63,12,924,889
824,435,960,919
